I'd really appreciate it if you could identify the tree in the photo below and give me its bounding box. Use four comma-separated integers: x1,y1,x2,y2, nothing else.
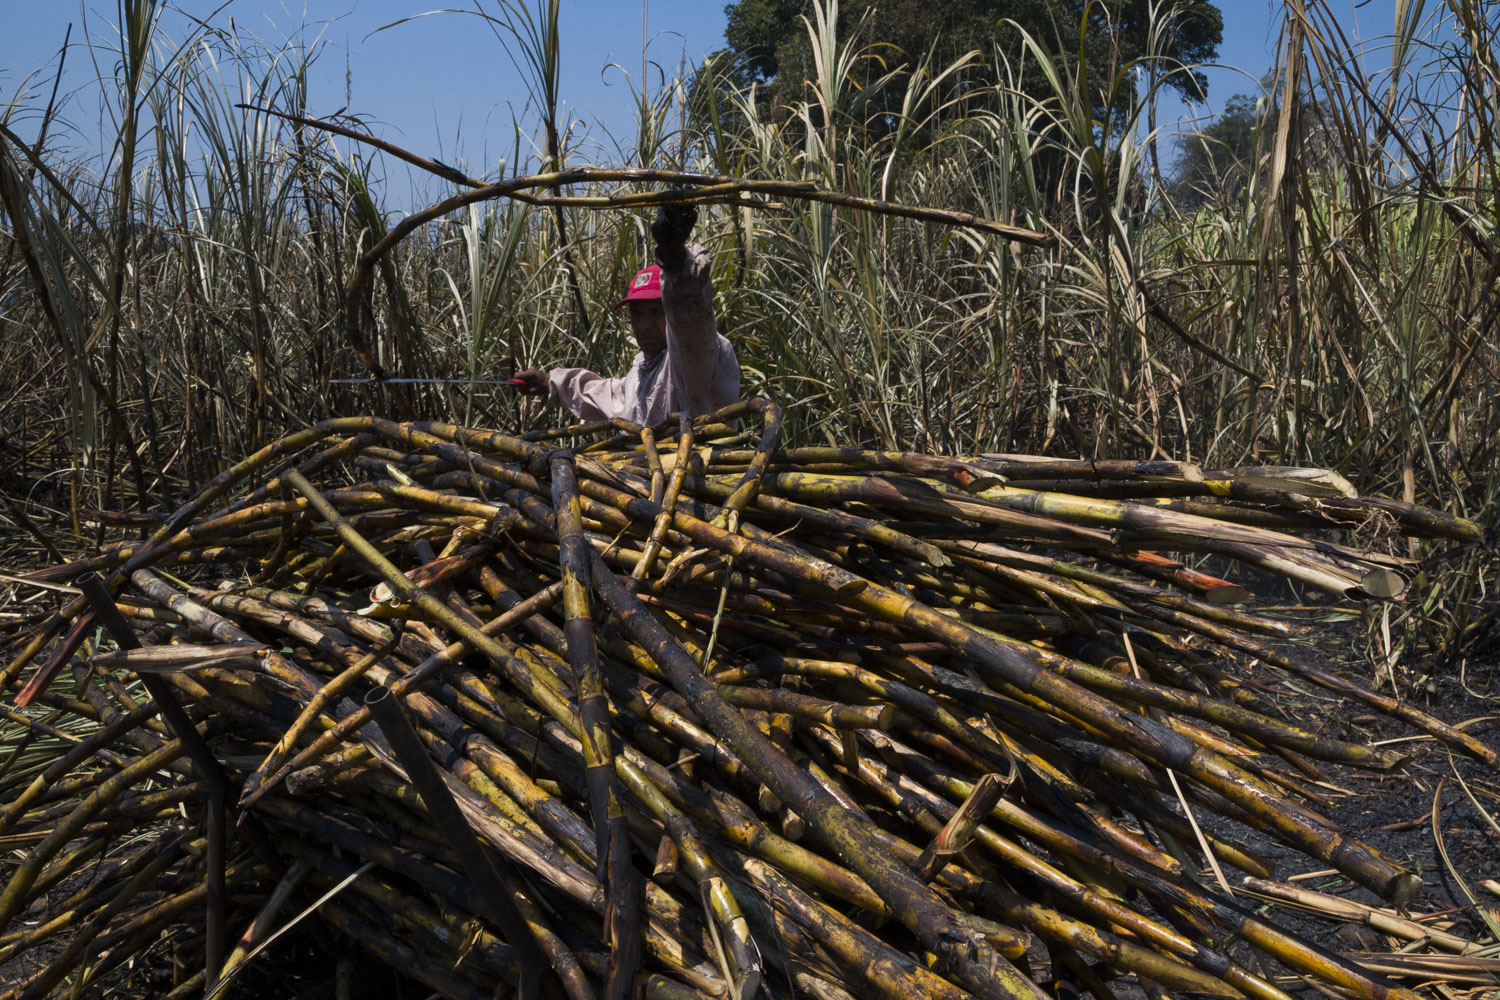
724,0,806,85
1172,92,1263,208
1171,79,1341,209
715,0,1222,121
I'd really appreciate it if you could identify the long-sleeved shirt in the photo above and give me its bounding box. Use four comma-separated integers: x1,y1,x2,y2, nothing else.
545,244,740,424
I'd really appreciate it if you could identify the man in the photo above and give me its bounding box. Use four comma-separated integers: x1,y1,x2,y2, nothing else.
514,203,740,424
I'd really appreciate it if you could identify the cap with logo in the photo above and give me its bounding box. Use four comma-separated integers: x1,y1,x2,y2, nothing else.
614,265,662,309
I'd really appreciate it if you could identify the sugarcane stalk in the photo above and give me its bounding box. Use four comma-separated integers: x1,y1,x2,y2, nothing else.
743,858,978,1000
640,427,665,504
585,555,1050,1000
238,579,564,807
615,757,763,1000
0,701,155,834
3,419,367,696
549,451,640,1000
634,415,694,583
317,898,496,1000
806,729,1294,1000
912,771,1012,882
259,478,725,959
601,474,1422,902
1165,610,1500,769
363,684,549,999
209,856,314,995
6,404,1484,1000
260,790,723,989
0,829,195,964
75,571,233,980
0,738,186,934
8,856,255,1000
248,633,399,785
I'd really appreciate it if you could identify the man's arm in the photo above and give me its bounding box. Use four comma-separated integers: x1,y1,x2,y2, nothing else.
515,365,635,422
661,243,719,373
546,367,637,422
653,202,721,387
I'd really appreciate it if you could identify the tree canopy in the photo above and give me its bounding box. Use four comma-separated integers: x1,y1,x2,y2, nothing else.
717,0,1222,121
1172,79,1342,210
1172,91,1262,207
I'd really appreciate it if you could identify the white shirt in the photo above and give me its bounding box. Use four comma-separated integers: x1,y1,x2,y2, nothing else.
545,244,740,424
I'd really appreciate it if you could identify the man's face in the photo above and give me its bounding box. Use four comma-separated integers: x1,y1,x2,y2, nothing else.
628,299,667,355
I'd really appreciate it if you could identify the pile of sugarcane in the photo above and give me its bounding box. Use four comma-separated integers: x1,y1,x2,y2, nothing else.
0,398,1491,1000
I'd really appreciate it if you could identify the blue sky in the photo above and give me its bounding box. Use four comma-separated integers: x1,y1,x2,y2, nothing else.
0,0,1420,188
1,1,731,172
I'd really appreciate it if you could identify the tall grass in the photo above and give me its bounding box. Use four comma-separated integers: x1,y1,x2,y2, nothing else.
1,0,1495,649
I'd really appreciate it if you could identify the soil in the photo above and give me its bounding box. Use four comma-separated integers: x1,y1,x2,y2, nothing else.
1095,607,1500,999
1250,611,1499,929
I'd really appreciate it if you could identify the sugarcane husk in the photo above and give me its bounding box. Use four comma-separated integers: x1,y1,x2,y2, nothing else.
1241,877,1482,954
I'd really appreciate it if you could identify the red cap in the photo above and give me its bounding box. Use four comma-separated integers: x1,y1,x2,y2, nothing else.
614,265,662,308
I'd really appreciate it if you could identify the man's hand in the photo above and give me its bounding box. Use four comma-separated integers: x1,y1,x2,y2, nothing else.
512,368,548,396
652,198,697,272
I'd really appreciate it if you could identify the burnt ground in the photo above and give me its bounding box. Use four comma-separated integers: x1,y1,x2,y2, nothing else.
1093,603,1500,1000
1241,606,1498,923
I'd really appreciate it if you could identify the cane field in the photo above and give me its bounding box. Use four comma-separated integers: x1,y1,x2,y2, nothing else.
0,1,1497,998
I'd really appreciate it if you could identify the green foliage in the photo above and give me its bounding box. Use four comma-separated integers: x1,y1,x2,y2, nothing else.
1172,91,1262,206
716,0,1222,124
1171,76,1346,210
724,0,806,83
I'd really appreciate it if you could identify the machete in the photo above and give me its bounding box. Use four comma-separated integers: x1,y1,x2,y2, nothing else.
329,378,528,386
